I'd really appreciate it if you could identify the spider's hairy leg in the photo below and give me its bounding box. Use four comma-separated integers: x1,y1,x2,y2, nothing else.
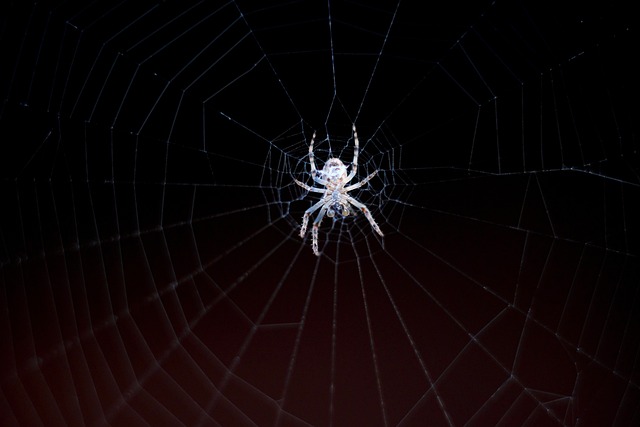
294,179,313,191
300,213,309,238
294,179,326,193
311,204,329,256
300,198,325,239
343,169,378,192
346,124,359,182
345,195,384,237
352,124,359,170
311,225,319,255
309,131,317,176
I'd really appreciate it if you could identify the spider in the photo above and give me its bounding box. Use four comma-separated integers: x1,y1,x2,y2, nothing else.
294,124,383,255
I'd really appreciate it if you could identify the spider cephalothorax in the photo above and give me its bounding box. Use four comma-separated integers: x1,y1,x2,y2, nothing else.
294,124,383,255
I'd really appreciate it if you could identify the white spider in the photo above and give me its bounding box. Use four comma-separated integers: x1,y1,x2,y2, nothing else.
294,124,383,255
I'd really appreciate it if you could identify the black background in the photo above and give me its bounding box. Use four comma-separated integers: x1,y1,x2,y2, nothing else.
1,0,639,426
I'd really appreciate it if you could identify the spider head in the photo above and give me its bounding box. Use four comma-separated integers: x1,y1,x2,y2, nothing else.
321,158,348,185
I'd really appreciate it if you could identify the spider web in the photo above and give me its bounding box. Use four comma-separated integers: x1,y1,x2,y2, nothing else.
1,0,639,426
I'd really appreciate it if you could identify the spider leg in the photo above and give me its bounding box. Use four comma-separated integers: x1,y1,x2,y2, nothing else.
343,169,378,192
300,197,327,239
306,130,331,186
345,195,384,237
311,204,329,255
294,179,327,193
308,130,318,176
344,124,359,183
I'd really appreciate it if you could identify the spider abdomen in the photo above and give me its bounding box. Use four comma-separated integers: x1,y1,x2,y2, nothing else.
322,158,348,184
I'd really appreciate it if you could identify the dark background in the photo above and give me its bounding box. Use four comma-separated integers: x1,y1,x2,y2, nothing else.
1,0,639,426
